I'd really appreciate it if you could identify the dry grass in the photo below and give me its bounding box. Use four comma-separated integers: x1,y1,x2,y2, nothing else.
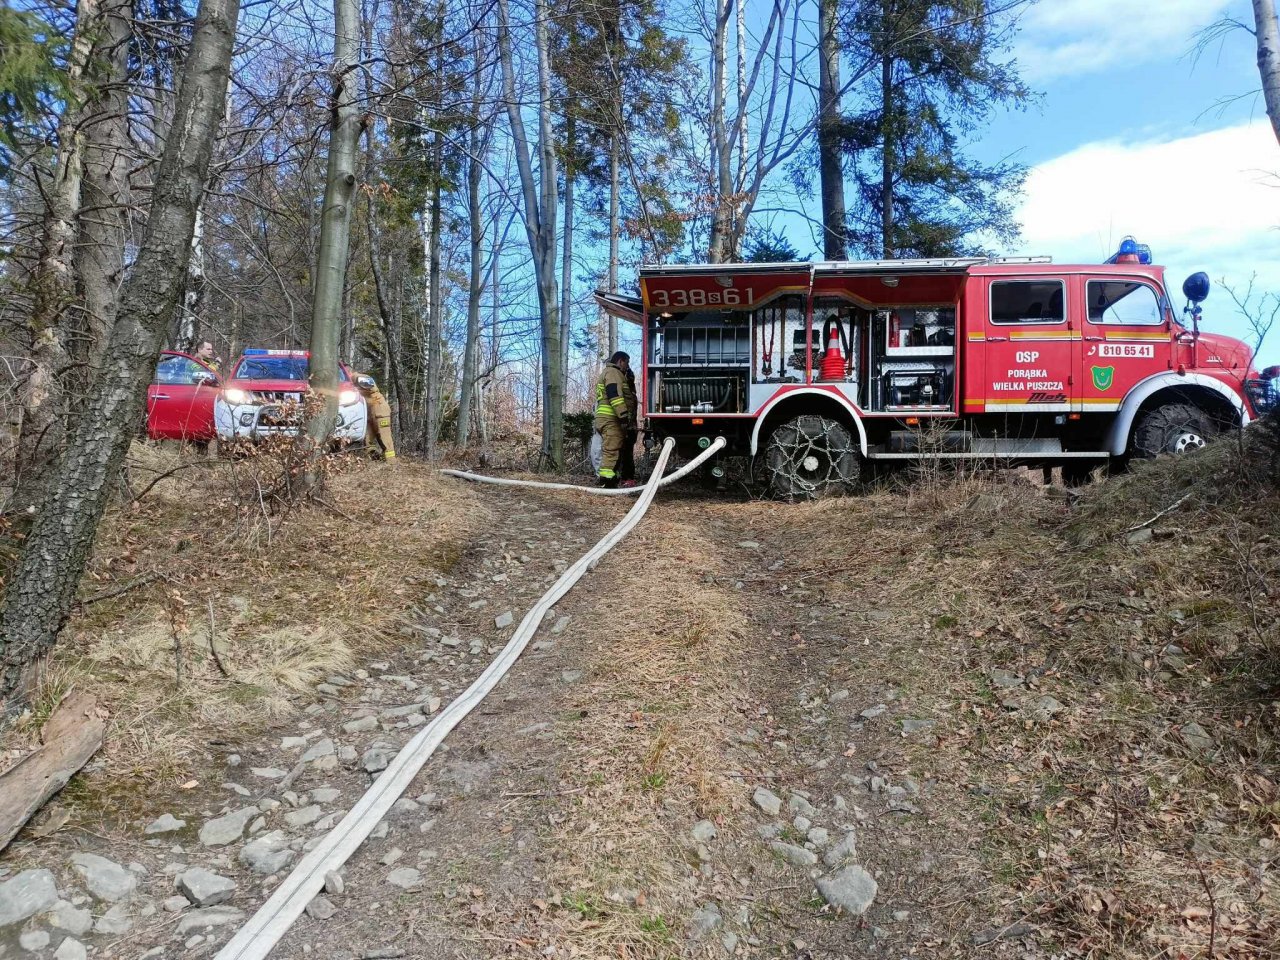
9,439,483,806
756,429,1280,958
522,513,751,957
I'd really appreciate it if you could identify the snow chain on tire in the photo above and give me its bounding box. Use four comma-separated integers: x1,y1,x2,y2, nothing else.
764,414,861,500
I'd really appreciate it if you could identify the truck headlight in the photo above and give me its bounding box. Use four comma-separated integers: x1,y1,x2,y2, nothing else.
339,389,361,406
223,388,254,405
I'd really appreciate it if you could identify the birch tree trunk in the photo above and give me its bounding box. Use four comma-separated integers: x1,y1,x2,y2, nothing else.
303,0,362,481
497,0,562,468
0,0,241,703
1254,0,1280,144
818,0,847,260
177,205,205,350
424,164,444,459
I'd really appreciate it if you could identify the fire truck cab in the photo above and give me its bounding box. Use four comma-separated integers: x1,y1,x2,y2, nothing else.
596,241,1278,498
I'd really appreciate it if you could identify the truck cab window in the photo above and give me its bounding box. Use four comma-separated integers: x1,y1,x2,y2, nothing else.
1087,280,1163,325
990,280,1065,324
155,356,203,385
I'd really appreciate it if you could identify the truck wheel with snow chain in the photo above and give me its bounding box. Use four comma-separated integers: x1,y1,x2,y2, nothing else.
763,415,861,500
1131,402,1217,458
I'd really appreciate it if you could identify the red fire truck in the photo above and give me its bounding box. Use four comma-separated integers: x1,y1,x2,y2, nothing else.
597,240,1278,497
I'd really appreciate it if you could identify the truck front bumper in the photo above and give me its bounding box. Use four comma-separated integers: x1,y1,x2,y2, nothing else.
214,400,368,442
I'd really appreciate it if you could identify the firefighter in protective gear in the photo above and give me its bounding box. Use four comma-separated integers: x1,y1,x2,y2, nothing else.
593,351,632,488
354,373,396,461
616,367,639,485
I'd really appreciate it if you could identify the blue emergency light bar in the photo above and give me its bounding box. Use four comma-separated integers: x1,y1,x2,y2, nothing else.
1106,236,1152,265
243,348,269,355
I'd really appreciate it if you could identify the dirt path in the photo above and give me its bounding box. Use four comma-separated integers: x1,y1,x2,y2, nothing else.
7,461,1273,960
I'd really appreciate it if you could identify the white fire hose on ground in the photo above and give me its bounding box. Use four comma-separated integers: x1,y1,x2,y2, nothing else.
215,440,685,960
442,435,727,495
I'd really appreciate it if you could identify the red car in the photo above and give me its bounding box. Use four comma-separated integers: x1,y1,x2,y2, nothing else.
146,350,221,442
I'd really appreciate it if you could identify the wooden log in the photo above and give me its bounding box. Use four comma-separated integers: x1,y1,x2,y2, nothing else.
0,690,106,851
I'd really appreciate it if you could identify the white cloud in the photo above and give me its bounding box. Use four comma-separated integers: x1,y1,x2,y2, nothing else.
1012,0,1234,82
1007,118,1280,363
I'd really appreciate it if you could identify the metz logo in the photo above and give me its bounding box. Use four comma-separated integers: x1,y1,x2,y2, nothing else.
1028,391,1067,404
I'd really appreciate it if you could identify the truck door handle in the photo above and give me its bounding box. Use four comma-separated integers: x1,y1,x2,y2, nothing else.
986,336,1008,342
1176,333,1196,344
1084,336,1103,342
151,393,170,399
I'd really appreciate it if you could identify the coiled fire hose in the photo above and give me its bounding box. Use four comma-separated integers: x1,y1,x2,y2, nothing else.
215,440,681,960
441,435,727,495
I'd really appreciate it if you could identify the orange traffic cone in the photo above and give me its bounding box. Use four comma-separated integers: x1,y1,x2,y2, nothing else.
819,325,845,380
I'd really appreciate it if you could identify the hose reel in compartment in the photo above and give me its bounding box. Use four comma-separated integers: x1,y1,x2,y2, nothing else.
659,374,744,413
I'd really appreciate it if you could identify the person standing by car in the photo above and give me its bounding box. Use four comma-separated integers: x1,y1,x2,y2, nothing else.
354,373,396,461
194,340,222,372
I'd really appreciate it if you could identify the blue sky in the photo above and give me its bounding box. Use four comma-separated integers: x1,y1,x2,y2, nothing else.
982,0,1280,365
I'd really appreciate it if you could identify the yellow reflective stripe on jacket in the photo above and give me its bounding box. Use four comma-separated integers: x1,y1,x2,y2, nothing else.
594,364,630,420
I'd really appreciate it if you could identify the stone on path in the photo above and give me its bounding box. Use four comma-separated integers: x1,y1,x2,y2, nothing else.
324,871,345,895
691,820,717,843
816,864,877,915
45,900,92,936
752,787,782,816
689,903,722,940
822,832,857,867
901,718,936,735
251,767,289,780
306,895,337,920
199,807,258,847
385,868,421,889
495,611,514,629
283,804,323,828
0,869,58,927
176,906,245,934
343,715,378,734
770,841,818,867
177,867,236,907
362,746,395,773
239,831,295,874
302,738,336,763
70,853,137,902
19,930,50,951
144,813,186,835
54,938,87,960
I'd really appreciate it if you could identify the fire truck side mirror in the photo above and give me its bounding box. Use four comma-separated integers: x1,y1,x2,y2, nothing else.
1182,272,1210,305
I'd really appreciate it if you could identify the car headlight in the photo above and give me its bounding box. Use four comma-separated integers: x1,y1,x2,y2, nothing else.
223,388,255,405
339,389,361,406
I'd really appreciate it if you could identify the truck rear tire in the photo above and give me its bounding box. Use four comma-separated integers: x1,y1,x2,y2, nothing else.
1131,403,1214,458
764,415,860,500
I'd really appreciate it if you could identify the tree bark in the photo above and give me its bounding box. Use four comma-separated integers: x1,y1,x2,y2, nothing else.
424,159,444,459
303,0,362,480
0,0,241,704
818,0,847,260
560,111,575,397
74,0,132,375
880,44,894,259
707,0,732,263
177,204,205,351
17,0,102,502
607,133,619,354
458,37,486,449
1254,0,1280,144
497,0,562,468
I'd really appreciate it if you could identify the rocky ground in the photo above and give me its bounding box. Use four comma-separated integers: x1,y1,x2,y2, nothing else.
2,442,1277,959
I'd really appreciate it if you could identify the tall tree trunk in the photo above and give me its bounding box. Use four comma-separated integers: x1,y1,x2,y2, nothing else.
458,46,486,449
707,0,731,263
736,0,747,177
364,145,408,434
818,0,847,260
0,0,241,704
424,163,444,459
303,0,362,481
497,0,562,468
607,133,619,353
177,204,205,350
1254,0,1280,144
74,0,132,376
560,112,575,398
880,46,894,259
17,0,102,502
